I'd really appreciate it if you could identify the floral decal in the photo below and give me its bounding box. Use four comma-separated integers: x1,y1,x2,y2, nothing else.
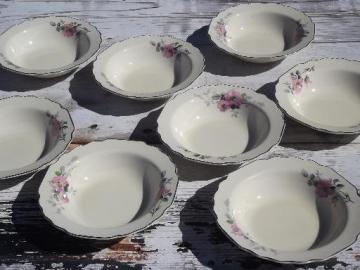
295,20,309,42
216,90,244,112
48,157,78,213
150,171,174,215
284,66,315,94
302,169,353,205
215,19,226,40
195,88,264,118
50,20,89,37
213,12,232,42
224,200,277,253
150,40,190,58
50,170,70,203
46,112,68,141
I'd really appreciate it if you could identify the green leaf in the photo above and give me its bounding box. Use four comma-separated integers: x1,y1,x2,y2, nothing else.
301,170,308,177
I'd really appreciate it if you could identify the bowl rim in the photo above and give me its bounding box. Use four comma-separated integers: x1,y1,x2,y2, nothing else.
92,34,205,100
208,2,315,61
157,83,286,165
38,139,179,239
275,57,360,134
0,15,102,76
0,95,74,179
213,155,360,264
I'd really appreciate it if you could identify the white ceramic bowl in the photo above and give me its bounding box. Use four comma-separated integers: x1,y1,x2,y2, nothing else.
0,16,102,78
93,35,205,100
157,84,285,165
0,96,74,179
214,156,360,263
39,140,178,239
276,58,360,134
208,3,314,63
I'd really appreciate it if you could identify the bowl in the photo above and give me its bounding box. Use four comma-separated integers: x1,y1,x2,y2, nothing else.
208,3,314,63
214,157,360,264
214,156,360,263
0,96,74,179
276,58,360,134
0,16,102,78
39,140,178,239
93,35,205,100
157,84,285,165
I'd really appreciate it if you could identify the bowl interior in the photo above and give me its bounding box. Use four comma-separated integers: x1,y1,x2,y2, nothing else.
228,170,347,252
288,69,360,127
2,19,90,70
61,152,162,229
221,8,307,56
0,106,61,172
102,40,192,94
170,98,270,157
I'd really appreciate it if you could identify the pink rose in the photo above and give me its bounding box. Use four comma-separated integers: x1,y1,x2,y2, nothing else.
216,22,226,37
160,186,171,197
231,223,242,236
51,119,60,137
217,99,231,112
161,44,175,58
315,179,334,198
50,175,69,193
224,90,243,108
291,77,304,94
63,24,77,37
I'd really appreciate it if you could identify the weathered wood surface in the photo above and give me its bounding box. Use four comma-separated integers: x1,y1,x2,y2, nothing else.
0,0,359,269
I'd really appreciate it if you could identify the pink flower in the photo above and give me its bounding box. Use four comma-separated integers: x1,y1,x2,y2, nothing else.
161,44,176,58
231,223,242,236
51,119,60,137
50,175,69,193
160,186,171,197
291,76,304,94
315,179,334,198
217,99,231,112
215,22,226,37
224,90,243,108
63,23,77,37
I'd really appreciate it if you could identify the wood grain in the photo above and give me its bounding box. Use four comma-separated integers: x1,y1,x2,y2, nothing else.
0,0,359,269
